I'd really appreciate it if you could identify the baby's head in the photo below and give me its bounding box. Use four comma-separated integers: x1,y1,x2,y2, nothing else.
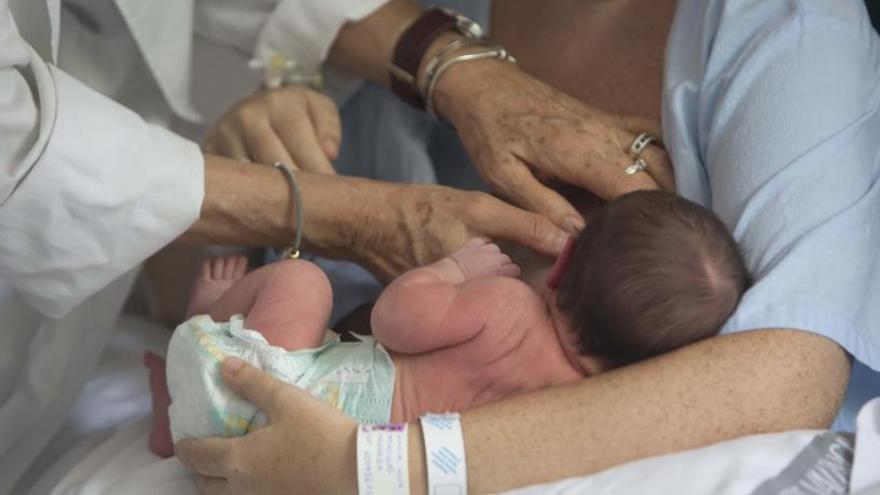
551,190,749,372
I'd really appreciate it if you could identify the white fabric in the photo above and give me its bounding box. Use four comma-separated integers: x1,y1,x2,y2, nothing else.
507,431,828,495
851,397,880,492
254,0,388,75
0,0,204,491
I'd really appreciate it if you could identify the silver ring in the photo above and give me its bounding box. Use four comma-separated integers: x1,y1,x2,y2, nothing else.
625,158,648,176
629,132,658,159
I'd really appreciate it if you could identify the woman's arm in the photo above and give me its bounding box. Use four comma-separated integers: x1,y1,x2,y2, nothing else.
176,328,849,493
180,155,567,281
242,1,671,234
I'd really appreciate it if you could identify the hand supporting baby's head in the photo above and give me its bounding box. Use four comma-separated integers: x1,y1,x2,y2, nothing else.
556,190,750,368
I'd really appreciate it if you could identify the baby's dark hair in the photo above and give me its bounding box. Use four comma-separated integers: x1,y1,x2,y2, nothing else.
557,190,749,366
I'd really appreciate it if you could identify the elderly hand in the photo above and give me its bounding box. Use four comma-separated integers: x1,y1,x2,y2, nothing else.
175,357,359,494
433,59,674,232
204,86,341,173
315,181,569,282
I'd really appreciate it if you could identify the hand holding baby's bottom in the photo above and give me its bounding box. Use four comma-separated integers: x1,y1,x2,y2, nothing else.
449,238,521,281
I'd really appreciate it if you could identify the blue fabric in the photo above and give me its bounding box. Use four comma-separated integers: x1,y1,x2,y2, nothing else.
664,0,880,430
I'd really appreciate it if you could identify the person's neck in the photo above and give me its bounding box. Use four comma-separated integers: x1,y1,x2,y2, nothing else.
526,306,587,385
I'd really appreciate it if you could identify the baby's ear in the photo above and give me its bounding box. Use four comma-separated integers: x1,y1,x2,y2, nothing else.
546,236,576,289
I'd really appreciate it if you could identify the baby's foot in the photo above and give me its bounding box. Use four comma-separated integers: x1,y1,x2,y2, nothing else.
449,238,521,280
143,351,174,458
185,255,248,318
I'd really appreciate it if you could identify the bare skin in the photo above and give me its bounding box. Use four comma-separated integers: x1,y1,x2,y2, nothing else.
149,241,605,457
182,155,568,283
175,2,853,493
491,0,677,120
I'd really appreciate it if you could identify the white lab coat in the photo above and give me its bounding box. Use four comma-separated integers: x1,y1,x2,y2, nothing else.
0,0,385,491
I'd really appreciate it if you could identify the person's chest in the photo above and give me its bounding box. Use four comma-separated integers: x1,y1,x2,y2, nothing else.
491,0,677,119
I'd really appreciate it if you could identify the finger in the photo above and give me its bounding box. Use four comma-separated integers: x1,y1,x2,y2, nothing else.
307,91,342,161
232,256,248,279
210,259,222,279
574,131,662,201
477,196,569,257
640,145,676,192
485,243,501,253
617,115,663,138
206,130,249,162
243,121,296,167
219,357,293,419
498,262,521,278
489,160,584,234
275,117,337,174
175,437,237,477
464,237,490,248
197,476,232,495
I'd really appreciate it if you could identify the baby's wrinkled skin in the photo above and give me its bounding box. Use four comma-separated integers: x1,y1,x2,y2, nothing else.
372,237,607,421
147,240,604,457
375,187,612,418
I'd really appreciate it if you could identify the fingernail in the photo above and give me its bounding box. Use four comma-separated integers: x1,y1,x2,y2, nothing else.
564,215,585,233
222,357,244,373
323,140,339,159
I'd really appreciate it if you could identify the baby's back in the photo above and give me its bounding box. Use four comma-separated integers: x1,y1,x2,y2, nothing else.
382,277,580,422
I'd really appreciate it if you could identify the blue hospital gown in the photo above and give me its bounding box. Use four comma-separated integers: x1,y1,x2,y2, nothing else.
665,0,880,430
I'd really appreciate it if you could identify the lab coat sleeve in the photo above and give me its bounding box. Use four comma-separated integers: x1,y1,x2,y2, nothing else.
0,3,204,319
254,0,390,75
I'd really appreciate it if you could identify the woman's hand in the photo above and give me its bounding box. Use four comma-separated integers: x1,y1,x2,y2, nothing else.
205,86,341,174
434,60,674,232
305,180,570,282
175,357,359,494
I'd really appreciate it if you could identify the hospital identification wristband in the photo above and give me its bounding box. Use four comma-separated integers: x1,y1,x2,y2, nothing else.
357,423,411,495
420,413,468,495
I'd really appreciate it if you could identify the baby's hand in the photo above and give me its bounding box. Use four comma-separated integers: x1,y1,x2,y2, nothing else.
448,238,521,281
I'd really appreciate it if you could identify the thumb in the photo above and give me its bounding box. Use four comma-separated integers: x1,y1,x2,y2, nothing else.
220,357,292,421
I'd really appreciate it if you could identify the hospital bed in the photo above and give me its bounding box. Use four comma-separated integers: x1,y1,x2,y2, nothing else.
16,313,878,495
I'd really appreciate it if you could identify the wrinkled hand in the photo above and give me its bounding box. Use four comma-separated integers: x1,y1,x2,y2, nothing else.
175,357,358,494
434,60,674,232
449,237,520,280
339,183,568,282
205,86,341,173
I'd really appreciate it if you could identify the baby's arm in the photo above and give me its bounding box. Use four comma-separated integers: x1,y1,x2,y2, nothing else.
371,238,520,354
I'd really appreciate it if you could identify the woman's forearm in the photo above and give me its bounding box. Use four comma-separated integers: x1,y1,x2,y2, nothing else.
326,0,422,86
179,154,394,255
447,328,848,492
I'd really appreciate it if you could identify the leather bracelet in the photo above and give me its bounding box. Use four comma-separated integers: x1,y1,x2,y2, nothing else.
389,7,457,108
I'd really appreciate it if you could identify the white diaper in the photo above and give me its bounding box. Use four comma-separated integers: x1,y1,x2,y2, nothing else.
166,314,396,443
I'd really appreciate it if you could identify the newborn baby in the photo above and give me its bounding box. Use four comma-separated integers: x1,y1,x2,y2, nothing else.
145,190,749,457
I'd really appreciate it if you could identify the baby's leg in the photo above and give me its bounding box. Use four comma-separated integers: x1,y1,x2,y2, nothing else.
203,258,332,350
144,351,174,458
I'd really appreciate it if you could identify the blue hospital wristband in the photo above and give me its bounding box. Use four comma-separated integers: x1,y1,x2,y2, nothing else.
420,413,468,495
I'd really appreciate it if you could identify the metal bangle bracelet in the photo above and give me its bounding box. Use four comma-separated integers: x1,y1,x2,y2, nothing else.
425,46,517,117
273,162,303,259
418,37,479,98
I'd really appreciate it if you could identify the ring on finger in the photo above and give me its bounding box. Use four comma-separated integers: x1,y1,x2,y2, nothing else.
625,158,648,176
628,132,659,159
